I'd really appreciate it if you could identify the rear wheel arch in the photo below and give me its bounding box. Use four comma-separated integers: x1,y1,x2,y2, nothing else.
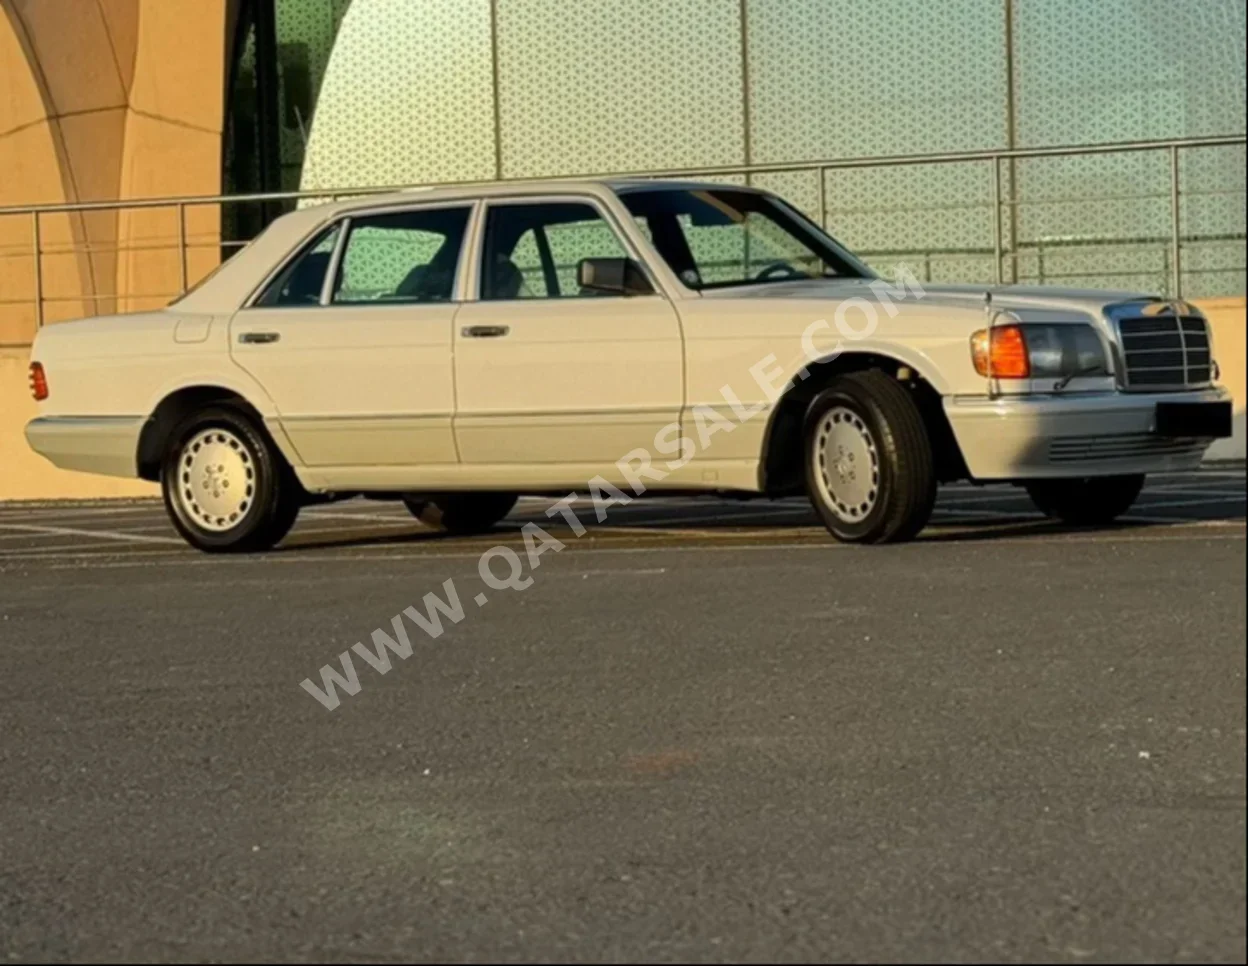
137,386,290,482
758,352,967,495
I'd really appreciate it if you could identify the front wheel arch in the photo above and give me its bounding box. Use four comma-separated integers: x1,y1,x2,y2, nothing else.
759,353,967,495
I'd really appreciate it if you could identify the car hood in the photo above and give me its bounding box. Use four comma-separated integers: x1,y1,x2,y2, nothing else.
698,277,1156,319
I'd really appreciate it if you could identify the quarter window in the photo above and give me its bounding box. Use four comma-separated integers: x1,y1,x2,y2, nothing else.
331,207,471,304
481,202,631,300
254,224,341,307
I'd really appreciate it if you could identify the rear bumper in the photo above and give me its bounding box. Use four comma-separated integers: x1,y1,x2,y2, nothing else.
24,416,144,478
945,387,1231,480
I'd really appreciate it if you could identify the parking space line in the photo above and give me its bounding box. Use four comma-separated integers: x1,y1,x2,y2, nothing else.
0,466,1241,568
0,522,184,545
0,529,81,542
932,504,1242,528
10,529,1243,573
0,544,187,559
4,511,1236,563
289,522,421,539
551,567,672,578
937,492,1033,505
599,524,821,539
300,510,421,525
1129,497,1246,511
931,506,1045,520
618,507,811,527
1143,484,1243,499
1120,516,1245,526
0,503,162,518
1151,470,1245,480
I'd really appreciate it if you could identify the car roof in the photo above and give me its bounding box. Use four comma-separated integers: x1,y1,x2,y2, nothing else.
173,179,762,314
303,177,758,217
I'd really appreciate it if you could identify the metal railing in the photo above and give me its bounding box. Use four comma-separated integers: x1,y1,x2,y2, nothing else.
0,133,1243,344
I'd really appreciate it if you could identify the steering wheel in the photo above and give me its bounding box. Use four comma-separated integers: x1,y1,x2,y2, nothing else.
754,260,802,282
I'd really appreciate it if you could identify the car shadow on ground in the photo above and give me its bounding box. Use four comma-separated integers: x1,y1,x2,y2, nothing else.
915,517,1153,543
274,495,1245,552
278,525,462,552
918,502,1246,543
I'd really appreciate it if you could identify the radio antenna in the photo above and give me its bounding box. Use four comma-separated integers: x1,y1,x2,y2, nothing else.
984,291,996,399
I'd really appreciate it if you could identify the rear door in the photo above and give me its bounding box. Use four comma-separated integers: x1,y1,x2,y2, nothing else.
230,202,473,469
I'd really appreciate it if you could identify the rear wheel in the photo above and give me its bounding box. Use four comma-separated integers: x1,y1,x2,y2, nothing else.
804,370,936,544
1025,474,1145,526
161,406,301,553
403,493,518,534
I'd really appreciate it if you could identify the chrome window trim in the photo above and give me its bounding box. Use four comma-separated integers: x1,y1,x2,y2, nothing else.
243,217,339,310
319,216,351,306
469,194,664,303
326,199,479,308
242,199,480,311
460,197,487,302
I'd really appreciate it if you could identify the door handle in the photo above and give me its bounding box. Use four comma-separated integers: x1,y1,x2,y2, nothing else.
239,331,281,345
462,325,510,339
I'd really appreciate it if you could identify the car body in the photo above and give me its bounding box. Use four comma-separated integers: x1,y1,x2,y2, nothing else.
25,179,1233,550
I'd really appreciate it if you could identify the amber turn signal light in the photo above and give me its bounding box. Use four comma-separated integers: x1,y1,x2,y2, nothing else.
29,362,48,401
971,325,1030,379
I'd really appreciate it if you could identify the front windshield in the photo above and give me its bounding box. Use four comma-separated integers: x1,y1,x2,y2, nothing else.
619,187,873,290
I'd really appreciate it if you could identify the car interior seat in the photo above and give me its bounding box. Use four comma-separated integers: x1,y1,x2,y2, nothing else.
488,255,529,300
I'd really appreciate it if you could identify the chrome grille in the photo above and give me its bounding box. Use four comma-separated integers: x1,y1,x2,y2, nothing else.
1114,314,1212,390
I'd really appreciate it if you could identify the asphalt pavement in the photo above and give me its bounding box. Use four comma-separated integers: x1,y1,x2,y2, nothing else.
0,468,1244,962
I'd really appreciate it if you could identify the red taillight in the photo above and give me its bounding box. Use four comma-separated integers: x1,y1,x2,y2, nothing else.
29,362,48,401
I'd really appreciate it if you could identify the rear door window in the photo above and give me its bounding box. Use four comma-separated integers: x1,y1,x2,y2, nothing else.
331,207,472,304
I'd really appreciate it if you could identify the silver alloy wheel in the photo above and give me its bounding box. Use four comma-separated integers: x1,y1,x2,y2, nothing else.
813,406,881,523
176,428,256,532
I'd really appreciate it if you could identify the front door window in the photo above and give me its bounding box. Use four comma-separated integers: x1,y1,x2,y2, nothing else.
480,202,631,300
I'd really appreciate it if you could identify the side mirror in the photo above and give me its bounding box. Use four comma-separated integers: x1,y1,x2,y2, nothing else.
577,257,654,297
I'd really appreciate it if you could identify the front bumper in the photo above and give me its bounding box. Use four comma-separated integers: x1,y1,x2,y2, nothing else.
24,416,144,478
945,387,1232,481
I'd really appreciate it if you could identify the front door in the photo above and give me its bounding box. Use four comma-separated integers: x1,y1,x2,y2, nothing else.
230,203,473,469
452,198,683,474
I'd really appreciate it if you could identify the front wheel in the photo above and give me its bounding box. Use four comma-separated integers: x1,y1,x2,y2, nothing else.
1024,474,1145,526
161,406,301,553
403,493,518,534
804,370,936,544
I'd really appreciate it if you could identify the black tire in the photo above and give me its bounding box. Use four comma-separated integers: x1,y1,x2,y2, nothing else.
1025,474,1145,526
403,493,518,534
161,406,301,553
804,370,936,544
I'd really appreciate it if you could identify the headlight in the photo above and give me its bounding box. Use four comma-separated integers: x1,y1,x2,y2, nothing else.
971,324,1108,381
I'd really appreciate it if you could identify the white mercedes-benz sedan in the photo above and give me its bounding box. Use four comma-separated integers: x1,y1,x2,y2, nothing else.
26,180,1232,552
